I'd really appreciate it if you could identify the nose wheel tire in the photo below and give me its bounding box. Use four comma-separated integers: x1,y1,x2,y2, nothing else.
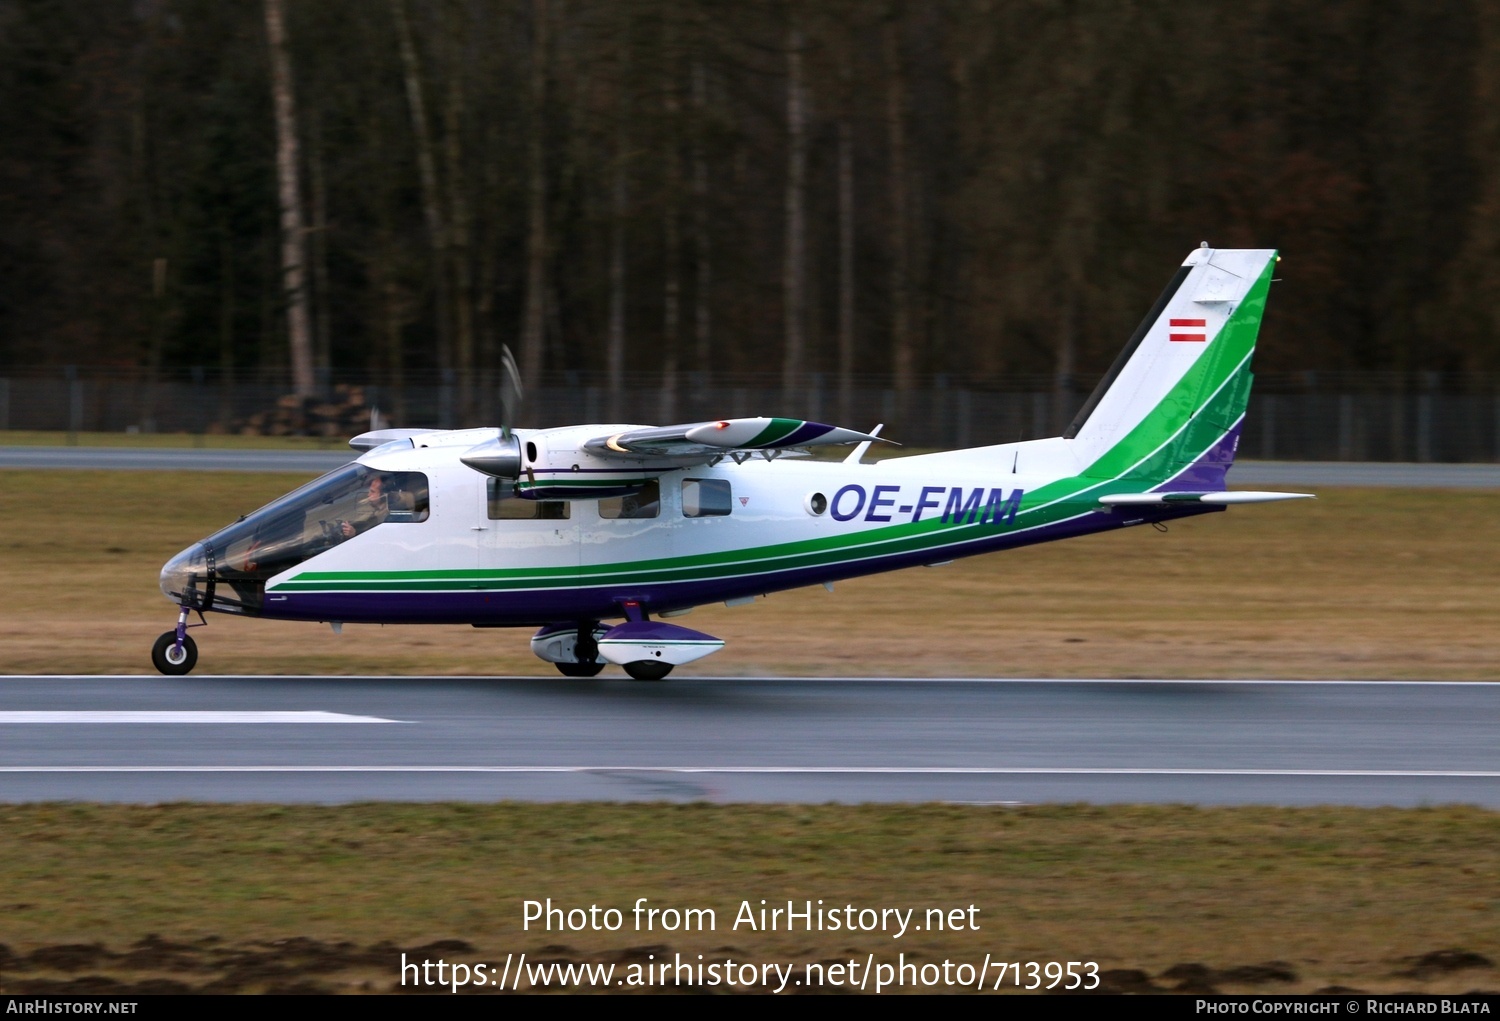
151,632,198,676
623,660,673,681
555,660,605,678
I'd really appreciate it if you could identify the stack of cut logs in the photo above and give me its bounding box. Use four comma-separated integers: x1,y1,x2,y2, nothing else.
238,385,376,437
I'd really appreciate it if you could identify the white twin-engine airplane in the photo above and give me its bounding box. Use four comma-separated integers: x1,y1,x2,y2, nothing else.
155,246,1311,678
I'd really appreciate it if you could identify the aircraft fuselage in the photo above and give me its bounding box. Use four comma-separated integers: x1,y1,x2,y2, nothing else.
166,433,1216,628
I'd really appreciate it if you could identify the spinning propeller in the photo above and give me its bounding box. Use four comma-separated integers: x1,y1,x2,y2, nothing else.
459,344,525,477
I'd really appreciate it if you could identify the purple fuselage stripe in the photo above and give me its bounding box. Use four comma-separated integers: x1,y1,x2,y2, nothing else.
602,620,720,643
260,504,1219,627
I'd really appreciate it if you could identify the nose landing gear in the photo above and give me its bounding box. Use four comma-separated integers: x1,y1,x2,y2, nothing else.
152,606,205,675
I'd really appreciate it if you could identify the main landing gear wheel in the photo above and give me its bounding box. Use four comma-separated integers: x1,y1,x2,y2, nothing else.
555,660,605,678
624,660,673,681
151,632,198,676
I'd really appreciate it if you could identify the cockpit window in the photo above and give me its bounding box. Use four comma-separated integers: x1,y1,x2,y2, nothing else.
202,465,428,585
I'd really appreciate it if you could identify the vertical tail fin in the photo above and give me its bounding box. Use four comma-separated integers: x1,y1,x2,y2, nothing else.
1066,246,1277,488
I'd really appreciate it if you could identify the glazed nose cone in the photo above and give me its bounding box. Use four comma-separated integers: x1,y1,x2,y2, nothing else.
159,542,207,605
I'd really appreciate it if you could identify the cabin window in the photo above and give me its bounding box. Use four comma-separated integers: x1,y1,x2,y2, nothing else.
682,478,732,517
488,479,570,520
598,479,660,519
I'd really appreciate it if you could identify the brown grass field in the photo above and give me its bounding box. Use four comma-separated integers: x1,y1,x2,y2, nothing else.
0,465,1496,994
0,803,1495,994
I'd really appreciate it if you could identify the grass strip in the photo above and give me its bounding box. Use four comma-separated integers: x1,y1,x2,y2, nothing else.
0,803,1494,993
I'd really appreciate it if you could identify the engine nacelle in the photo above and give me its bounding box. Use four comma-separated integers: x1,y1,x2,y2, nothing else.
462,426,693,500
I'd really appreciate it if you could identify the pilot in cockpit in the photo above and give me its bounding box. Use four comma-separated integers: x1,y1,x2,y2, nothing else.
340,474,414,537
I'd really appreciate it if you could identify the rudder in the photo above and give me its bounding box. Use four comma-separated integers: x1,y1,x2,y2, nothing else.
1066,246,1277,488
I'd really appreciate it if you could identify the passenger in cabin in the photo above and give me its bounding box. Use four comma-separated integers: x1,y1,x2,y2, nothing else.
618,486,659,519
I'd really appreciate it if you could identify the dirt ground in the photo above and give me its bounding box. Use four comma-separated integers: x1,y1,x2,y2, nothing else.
3,936,1493,994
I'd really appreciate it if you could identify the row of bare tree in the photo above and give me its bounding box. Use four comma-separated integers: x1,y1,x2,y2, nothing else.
2,0,1498,429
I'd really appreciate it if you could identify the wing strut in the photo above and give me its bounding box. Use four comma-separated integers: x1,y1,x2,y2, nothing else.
843,424,885,465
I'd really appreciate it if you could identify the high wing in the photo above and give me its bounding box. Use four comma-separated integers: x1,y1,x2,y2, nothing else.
453,415,890,499
582,417,886,462
348,427,444,452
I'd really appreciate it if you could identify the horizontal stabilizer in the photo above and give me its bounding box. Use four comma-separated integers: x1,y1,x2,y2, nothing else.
1099,491,1314,507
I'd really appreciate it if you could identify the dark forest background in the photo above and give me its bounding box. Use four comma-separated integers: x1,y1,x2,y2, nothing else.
4,0,1500,421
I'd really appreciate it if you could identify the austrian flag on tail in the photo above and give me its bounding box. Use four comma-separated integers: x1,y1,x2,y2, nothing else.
1169,318,1207,342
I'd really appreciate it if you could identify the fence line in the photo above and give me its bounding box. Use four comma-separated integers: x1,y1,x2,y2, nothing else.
0,374,1497,462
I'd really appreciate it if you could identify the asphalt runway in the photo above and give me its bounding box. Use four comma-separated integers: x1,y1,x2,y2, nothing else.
2,446,1499,486
1,676,1496,806
0,446,351,473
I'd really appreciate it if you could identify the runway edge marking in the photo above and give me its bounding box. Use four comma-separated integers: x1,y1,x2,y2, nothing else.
2,766,1498,777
